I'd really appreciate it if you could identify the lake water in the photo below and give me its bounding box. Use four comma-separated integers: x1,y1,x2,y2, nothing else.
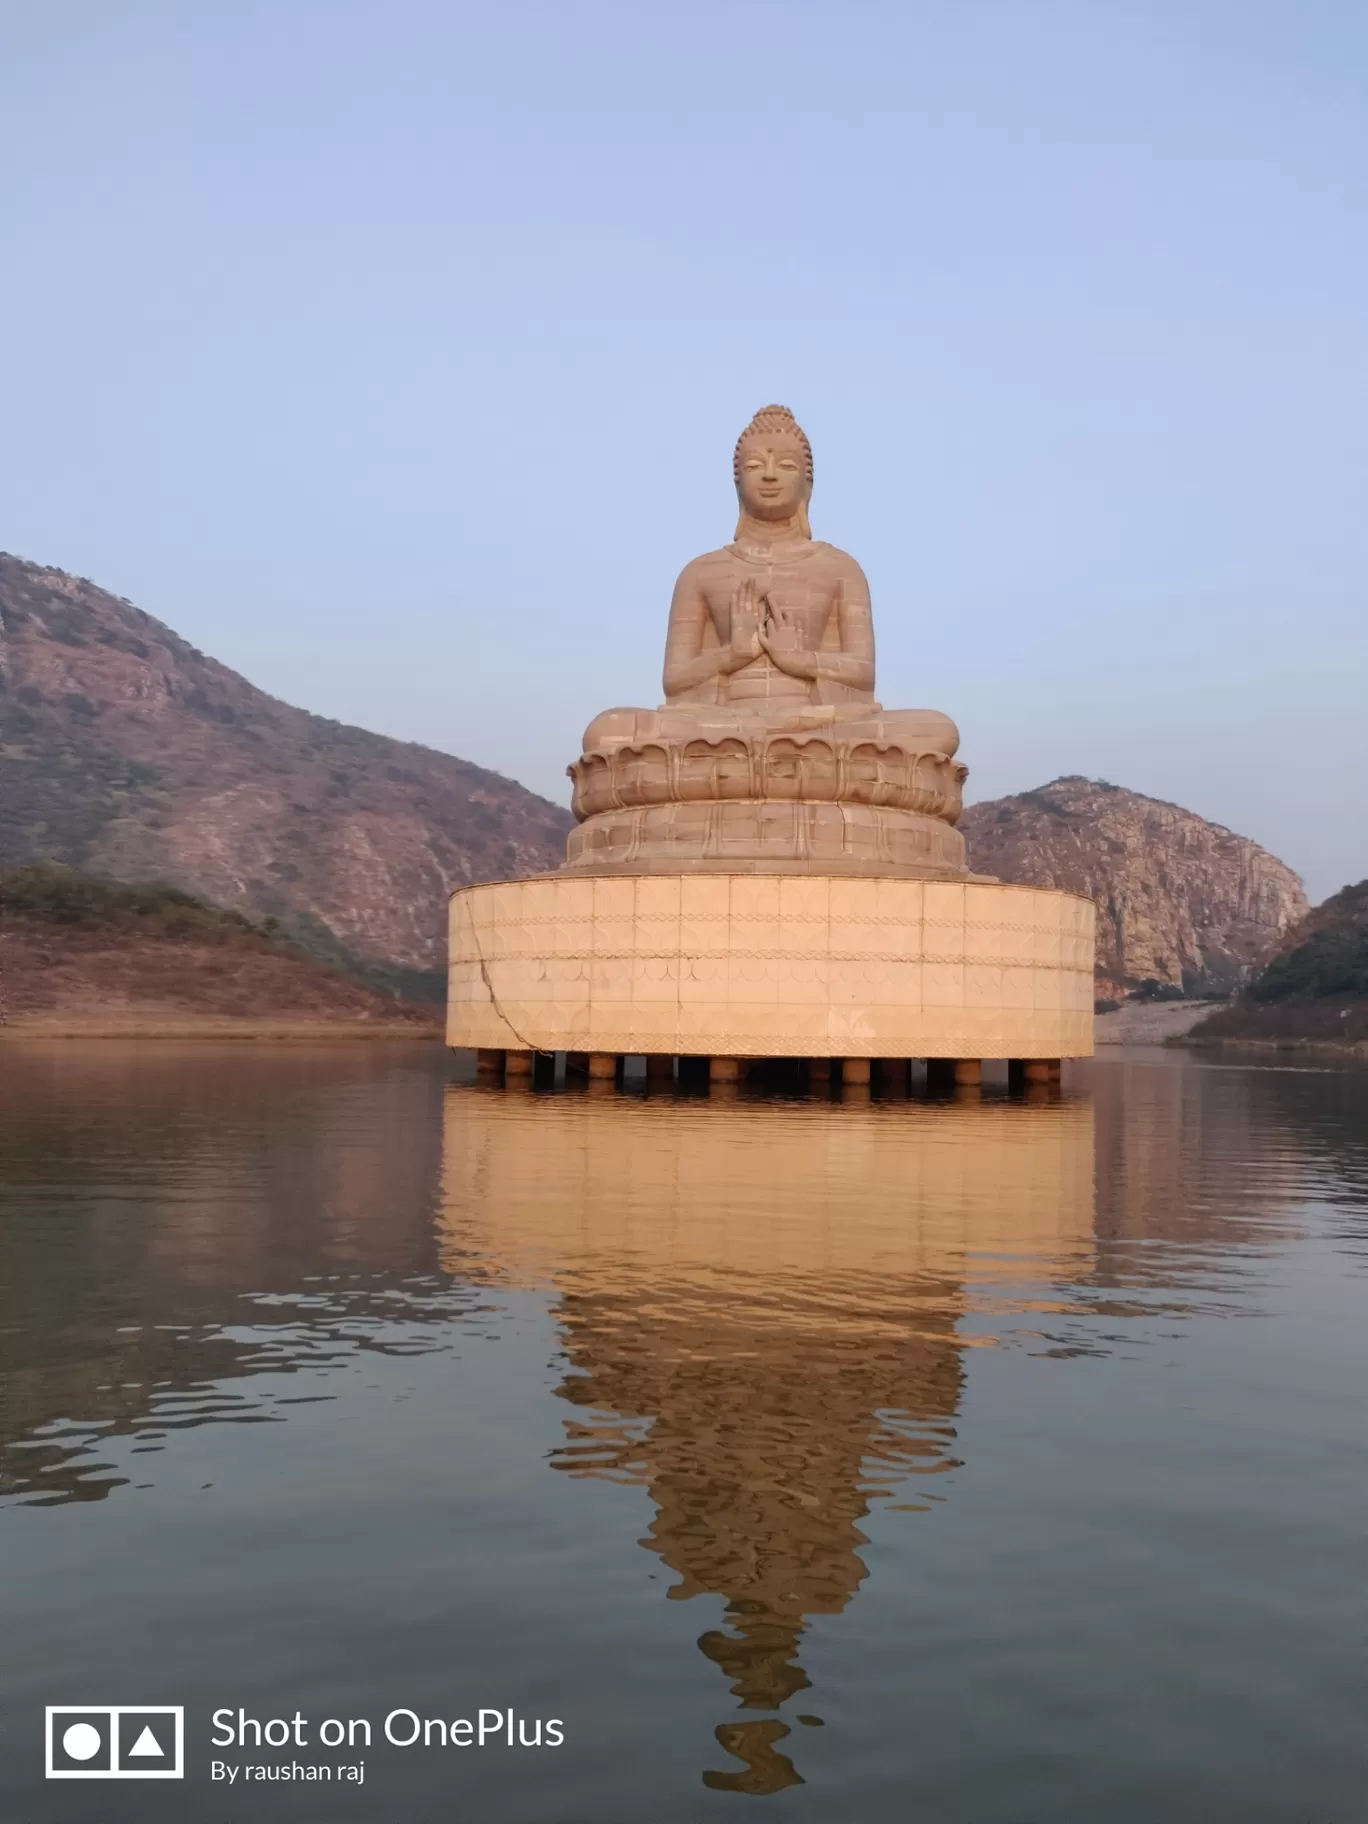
1,1043,1366,1822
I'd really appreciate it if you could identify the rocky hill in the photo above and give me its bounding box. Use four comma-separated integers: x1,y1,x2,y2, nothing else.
960,776,1307,994
1186,879,1368,1047
0,556,572,992
0,865,440,1035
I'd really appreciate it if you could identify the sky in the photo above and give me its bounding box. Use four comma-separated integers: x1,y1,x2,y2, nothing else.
3,0,1365,900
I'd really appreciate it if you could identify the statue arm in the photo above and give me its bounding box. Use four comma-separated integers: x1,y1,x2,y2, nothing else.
662,570,724,698
663,566,758,698
815,574,875,692
758,565,876,693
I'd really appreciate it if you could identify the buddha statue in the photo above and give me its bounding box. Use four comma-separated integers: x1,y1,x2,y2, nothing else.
565,406,971,877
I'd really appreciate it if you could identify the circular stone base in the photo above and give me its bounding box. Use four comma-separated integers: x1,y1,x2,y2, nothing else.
448,873,1095,1059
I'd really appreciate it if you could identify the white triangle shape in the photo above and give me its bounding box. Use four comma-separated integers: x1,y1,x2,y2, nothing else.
129,1726,162,1757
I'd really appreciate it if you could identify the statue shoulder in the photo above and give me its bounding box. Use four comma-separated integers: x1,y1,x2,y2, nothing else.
819,544,872,597
693,543,744,570
670,546,736,594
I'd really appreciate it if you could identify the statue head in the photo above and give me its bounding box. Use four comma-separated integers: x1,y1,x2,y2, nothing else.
734,405,813,538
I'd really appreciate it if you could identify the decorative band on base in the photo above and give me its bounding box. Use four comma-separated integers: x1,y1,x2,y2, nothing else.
569,735,967,823
565,799,968,876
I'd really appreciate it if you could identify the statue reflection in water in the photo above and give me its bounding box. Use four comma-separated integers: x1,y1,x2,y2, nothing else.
440,1084,1096,1792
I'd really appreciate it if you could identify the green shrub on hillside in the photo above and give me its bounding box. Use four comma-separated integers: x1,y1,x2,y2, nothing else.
0,864,270,944
1251,881,1368,1002
1130,980,1187,1003
0,863,444,1002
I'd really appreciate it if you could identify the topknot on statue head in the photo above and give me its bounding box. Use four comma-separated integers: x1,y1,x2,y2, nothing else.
732,405,814,483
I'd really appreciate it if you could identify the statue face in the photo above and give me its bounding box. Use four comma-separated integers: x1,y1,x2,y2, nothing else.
736,436,810,523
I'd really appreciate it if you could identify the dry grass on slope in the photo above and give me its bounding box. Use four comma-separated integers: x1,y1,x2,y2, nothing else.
0,866,440,1035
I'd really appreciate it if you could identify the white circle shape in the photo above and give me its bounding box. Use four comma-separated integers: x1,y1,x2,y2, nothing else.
62,1722,102,1762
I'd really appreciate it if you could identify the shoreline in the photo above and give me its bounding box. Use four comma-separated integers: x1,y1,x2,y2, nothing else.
5,1017,1362,1059
0,1017,443,1042
1097,1000,1368,1059
1093,1000,1213,1045
1176,1035,1368,1059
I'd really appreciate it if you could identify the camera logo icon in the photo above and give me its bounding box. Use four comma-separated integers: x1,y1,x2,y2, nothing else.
45,1706,184,1779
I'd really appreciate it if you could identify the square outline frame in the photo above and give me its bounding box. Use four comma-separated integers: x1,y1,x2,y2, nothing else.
45,1705,185,1779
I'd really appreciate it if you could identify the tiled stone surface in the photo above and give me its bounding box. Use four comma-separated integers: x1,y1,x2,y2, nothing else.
448,875,1094,1058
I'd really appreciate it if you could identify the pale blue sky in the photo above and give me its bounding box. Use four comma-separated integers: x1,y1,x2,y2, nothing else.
3,0,1365,898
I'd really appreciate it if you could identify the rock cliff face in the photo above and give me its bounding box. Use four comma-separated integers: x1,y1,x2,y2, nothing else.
959,776,1307,993
0,556,572,987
